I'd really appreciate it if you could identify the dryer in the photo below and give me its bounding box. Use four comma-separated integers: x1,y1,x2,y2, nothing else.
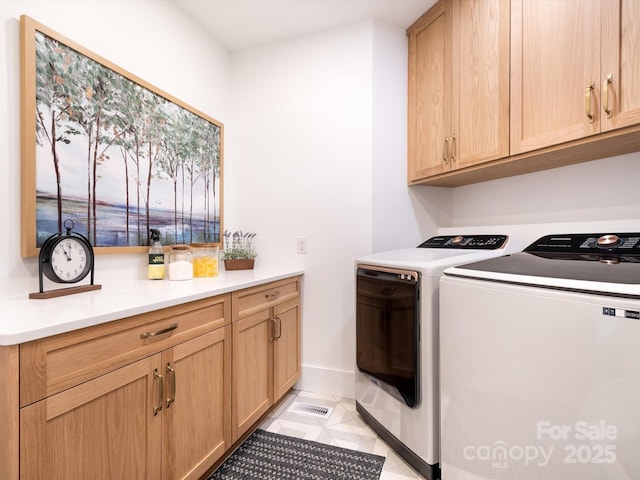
355,234,516,480
440,232,640,479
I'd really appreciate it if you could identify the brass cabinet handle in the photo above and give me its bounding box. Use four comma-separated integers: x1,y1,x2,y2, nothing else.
140,323,178,339
443,137,449,163
603,74,613,118
265,290,280,300
270,317,276,341
166,363,176,408
153,369,164,416
450,134,456,163
275,316,282,339
585,81,595,123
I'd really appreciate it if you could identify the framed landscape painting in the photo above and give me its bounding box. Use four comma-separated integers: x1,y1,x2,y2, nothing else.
20,15,224,257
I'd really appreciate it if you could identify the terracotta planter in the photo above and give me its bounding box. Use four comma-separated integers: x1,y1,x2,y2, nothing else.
224,259,255,270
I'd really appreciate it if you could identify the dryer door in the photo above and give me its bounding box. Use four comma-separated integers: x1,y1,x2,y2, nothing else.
356,266,420,408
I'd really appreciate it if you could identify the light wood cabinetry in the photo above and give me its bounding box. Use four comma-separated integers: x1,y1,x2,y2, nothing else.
600,0,640,131
0,275,303,480
231,276,302,441
17,295,232,480
20,355,163,479
409,0,640,187
407,0,448,180
161,327,231,480
511,0,640,154
510,0,600,154
407,0,509,182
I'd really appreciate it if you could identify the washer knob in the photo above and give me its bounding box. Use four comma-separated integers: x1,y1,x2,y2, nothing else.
451,236,465,245
597,234,620,247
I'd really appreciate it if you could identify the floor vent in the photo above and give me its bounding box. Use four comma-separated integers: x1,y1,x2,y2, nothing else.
288,401,333,418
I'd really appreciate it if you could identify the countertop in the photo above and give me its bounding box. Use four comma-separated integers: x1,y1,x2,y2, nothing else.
0,268,304,346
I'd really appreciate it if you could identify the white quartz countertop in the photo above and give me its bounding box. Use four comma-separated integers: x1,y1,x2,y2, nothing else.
0,268,304,346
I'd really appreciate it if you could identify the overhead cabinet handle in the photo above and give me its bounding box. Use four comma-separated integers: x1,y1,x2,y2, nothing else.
443,137,449,163
603,74,613,118
140,323,178,339
585,81,595,123
450,134,456,163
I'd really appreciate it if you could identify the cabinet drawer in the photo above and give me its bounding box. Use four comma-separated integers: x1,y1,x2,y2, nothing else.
20,294,230,407
232,276,301,320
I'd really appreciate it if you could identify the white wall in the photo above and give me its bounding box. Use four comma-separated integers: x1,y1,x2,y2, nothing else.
371,22,452,252
450,153,640,227
229,21,379,397
0,0,230,296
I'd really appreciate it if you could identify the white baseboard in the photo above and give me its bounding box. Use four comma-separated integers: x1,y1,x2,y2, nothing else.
294,364,355,399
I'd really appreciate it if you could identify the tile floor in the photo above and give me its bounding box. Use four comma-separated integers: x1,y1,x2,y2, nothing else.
258,389,427,480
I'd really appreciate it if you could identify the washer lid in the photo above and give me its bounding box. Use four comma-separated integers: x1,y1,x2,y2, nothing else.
445,233,640,297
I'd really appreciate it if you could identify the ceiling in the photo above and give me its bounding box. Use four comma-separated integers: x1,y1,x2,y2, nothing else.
174,0,436,51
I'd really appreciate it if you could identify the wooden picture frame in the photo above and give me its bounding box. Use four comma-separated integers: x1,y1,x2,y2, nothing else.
20,15,224,257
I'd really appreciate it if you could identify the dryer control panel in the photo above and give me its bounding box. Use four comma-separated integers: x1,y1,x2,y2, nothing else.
418,235,508,250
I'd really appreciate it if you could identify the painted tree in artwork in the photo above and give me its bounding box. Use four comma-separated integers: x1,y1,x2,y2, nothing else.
34,30,223,248
200,121,221,242
110,75,142,245
59,53,124,244
34,32,76,233
156,108,188,243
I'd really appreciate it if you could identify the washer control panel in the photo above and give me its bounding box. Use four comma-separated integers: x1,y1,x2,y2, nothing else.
526,233,640,254
418,235,508,250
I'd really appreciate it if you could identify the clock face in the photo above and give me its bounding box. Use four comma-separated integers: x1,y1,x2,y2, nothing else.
49,237,92,283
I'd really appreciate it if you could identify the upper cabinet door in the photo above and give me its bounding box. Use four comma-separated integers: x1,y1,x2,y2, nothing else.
407,0,451,181
510,0,601,155
451,0,510,169
601,0,640,131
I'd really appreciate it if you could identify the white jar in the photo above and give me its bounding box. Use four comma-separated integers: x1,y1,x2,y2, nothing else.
168,245,193,281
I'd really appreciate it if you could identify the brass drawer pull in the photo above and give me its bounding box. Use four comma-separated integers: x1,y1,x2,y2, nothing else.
153,369,163,416
140,323,178,339
166,363,176,408
265,291,280,300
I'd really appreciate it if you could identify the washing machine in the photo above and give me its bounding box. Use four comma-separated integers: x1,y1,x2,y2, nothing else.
440,232,640,480
355,234,518,480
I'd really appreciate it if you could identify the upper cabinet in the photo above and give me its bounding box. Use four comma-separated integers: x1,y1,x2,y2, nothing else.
407,0,510,183
511,0,640,154
407,0,448,180
452,0,510,168
409,0,640,187
601,0,640,131
510,0,600,153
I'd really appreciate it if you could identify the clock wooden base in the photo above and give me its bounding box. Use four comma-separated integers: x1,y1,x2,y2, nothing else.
29,284,102,300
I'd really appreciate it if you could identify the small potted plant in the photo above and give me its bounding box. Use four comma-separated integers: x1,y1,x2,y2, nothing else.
222,230,257,270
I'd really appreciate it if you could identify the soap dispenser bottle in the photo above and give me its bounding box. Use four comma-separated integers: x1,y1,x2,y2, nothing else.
148,229,165,280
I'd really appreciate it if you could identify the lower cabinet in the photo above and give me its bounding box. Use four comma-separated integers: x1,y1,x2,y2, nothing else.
272,299,302,401
232,308,273,441
231,276,302,442
21,355,163,479
18,295,232,480
161,327,231,480
6,275,301,480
